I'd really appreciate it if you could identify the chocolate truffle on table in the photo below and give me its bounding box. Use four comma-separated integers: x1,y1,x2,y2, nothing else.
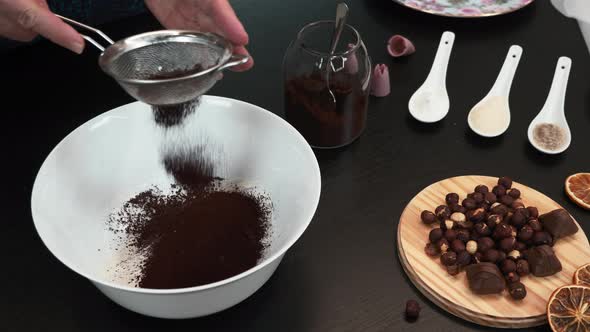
501,259,517,274
527,206,539,219
484,192,497,205
446,264,460,276
424,242,439,256
451,239,466,253
429,228,444,243
528,218,543,232
477,237,495,253
466,262,506,295
475,185,489,194
462,198,477,210
538,209,579,240
524,245,562,277
456,251,472,267
483,249,501,263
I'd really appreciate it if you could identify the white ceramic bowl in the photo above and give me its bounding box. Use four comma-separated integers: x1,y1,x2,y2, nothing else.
31,96,321,319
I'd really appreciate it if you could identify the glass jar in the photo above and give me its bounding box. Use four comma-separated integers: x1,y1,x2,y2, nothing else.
283,21,371,149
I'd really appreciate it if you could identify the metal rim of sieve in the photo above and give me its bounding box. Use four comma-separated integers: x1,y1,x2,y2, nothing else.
57,15,248,85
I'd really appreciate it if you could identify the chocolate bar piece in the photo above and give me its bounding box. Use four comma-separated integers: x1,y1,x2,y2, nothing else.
466,262,505,294
524,245,562,277
539,209,578,240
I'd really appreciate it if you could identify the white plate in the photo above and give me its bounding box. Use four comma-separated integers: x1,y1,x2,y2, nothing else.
393,0,535,18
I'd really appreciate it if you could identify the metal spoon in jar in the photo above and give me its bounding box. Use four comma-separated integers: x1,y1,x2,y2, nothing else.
325,3,349,103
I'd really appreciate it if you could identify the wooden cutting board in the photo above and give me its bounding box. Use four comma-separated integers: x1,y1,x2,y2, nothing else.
397,175,590,328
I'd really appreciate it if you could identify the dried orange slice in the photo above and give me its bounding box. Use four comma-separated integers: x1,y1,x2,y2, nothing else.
547,285,590,332
574,263,590,287
565,173,590,210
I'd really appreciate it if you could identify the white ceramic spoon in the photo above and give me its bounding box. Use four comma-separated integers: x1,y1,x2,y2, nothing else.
527,57,572,154
467,45,523,137
409,31,455,123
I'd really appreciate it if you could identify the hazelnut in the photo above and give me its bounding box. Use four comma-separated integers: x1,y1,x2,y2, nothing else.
405,300,421,320
440,251,457,266
498,251,507,262
462,198,477,210
437,238,450,253
474,222,491,236
466,240,478,254
456,229,471,242
511,199,525,210
493,223,512,240
450,203,466,214
514,241,527,252
484,192,497,205
492,185,507,197
451,239,466,253
472,192,484,204
450,212,466,223
533,231,552,246
527,206,539,219
445,193,460,205
528,219,543,232
475,185,489,194
443,219,455,230
467,208,486,223
446,264,460,276
456,251,472,267
508,250,521,260
516,259,530,276
477,237,495,253
474,252,483,263
516,206,530,218
499,195,514,206
507,188,521,199
518,225,534,242
483,249,501,263
508,282,527,300
429,228,444,243
510,211,527,229
506,271,520,284
499,237,516,252
444,229,457,242
490,203,508,216
424,243,440,256
435,205,451,220
420,210,437,224
498,176,513,189
501,259,517,274
487,214,503,225
510,225,518,238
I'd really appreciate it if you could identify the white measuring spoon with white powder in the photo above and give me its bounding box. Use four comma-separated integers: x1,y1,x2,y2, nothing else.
409,31,455,123
527,57,572,154
467,45,523,137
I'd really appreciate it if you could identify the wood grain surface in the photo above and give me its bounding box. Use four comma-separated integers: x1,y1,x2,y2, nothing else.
397,176,590,328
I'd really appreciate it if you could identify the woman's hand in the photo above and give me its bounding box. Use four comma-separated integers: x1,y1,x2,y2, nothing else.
0,0,84,53
145,0,253,71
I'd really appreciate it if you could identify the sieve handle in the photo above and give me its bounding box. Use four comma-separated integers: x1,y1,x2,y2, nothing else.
56,15,114,52
217,54,250,71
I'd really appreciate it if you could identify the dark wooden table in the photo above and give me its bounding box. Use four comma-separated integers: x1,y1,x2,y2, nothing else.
3,1,589,331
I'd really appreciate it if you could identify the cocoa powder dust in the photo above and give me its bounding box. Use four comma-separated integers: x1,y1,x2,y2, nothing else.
107,68,272,288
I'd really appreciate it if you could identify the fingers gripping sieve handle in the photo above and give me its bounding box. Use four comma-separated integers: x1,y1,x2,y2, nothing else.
217,54,250,71
56,15,114,52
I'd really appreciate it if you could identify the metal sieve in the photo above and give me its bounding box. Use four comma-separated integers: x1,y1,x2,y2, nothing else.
58,15,249,106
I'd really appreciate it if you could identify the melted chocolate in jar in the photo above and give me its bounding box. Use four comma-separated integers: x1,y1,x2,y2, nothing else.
285,70,368,147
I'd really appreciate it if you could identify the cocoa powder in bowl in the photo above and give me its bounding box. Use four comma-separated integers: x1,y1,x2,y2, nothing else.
108,95,273,289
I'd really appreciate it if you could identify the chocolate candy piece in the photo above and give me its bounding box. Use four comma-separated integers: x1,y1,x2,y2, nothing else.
524,245,562,277
539,209,578,240
466,262,505,295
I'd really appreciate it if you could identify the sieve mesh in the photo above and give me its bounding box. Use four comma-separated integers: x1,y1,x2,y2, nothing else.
107,41,225,81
